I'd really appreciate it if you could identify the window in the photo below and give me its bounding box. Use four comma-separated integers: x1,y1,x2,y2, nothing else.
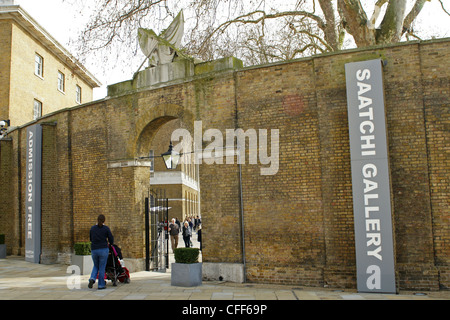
33,99,42,120
35,54,43,77
58,71,65,92
76,85,82,104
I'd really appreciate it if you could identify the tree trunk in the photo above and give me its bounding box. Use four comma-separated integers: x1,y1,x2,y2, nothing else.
377,0,407,43
318,0,340,50
338,0,376,47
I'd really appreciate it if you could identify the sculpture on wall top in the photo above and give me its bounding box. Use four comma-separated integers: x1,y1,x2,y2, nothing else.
138,10,186,67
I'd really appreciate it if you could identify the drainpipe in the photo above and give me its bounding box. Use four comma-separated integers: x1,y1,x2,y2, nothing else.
237,148,246,283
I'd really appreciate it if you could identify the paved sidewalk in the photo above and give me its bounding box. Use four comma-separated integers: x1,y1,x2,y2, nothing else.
0,256,449,301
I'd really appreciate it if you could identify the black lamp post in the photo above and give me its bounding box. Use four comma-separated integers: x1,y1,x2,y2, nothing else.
161,141,181,170
140,141,181,170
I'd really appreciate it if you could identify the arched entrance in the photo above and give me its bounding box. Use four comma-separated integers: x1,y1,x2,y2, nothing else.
133,105,199,270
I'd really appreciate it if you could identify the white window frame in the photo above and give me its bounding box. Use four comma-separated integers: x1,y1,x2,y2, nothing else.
57,71,65,93
33,99,42,120
76,85,82,104
35,54,43,78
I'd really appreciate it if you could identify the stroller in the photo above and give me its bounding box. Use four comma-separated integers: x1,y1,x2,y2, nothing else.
105,244,130,286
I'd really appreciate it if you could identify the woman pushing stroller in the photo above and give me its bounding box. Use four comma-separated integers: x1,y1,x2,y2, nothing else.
88,214,114,290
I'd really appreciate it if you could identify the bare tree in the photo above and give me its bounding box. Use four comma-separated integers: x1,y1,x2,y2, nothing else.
69,0,449,67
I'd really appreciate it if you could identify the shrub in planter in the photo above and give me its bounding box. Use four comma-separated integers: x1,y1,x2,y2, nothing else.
74,242,91,255
73,242,92,275
174,248,199,264
171,248,202,287
0,234,5,245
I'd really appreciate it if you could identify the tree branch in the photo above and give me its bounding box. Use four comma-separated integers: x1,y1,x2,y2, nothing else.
438,0,450,16
368,0,388,29
77,0,167,56
402,0,429,35
198,9,326,54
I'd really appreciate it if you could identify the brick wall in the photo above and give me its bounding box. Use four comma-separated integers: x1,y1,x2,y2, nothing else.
0,139,13,254
231,40,449,289
0,39,448,290
234,59,327,286
419,40,450,289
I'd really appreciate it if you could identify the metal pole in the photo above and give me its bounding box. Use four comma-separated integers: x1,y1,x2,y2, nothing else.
237,148,246,283
165,197,169,269
151,194,158,271
145,197,150,271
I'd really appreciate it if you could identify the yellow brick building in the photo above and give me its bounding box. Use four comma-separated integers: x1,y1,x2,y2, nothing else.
0,1,100,128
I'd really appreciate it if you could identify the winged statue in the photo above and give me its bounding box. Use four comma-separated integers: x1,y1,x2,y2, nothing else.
138,10,185,67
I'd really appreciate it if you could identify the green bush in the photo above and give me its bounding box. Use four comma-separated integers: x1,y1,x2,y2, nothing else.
0,234,4,245
74,242,91,255
174,248,199,264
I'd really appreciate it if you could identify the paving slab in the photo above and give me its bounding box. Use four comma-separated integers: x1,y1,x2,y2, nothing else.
0,256,449,303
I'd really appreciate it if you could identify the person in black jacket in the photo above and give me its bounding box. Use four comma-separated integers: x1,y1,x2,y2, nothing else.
197,225,202,251
88,214,114,290
168,218,179,253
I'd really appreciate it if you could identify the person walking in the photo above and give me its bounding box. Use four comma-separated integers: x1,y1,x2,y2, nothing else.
182,221,192,248
168,218,180,252
197,225,202,251
175,217,181,231
188,217,194,247
88,214,114,290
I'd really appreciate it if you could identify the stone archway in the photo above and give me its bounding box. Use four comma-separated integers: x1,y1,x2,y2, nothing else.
133,103,195,158
129,104,197,267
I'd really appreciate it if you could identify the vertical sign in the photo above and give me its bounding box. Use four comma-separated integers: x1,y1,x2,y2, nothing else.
25,124,42,264
345,59,396,293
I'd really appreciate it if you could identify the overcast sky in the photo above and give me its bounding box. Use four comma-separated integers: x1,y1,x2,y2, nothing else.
14,0,450,100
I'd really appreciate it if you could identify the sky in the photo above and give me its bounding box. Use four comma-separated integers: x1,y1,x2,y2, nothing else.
12,0,450,100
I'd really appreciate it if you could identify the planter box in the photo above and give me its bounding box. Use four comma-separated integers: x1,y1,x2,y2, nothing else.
171,262,202,287
0,244,6,259
72,254,93,275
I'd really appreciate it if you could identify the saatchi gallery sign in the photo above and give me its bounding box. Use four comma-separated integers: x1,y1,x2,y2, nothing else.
345,59,396,294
